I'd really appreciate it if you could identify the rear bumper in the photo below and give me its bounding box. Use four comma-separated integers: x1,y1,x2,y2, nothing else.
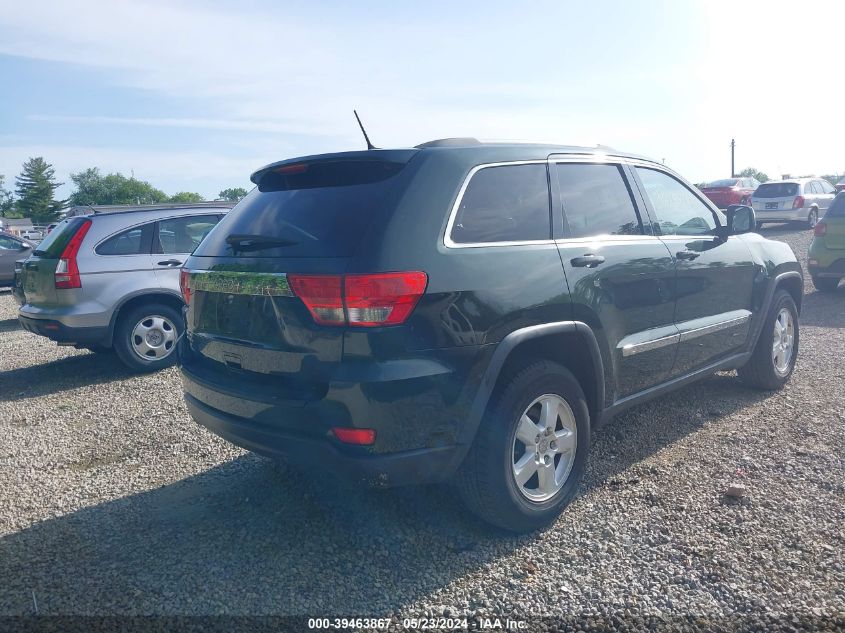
808,258,845,277
185,392,464,487
18,313,110,344
754,208,809,222
180,340,491,485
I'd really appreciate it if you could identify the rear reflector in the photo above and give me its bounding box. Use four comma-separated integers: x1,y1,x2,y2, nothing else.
288,272,427,327
55,219,92,289
331,427,376,445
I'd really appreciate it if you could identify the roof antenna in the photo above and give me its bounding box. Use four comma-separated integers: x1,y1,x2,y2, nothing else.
353,110,377,150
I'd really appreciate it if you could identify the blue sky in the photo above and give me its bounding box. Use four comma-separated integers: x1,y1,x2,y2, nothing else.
1,0,843,200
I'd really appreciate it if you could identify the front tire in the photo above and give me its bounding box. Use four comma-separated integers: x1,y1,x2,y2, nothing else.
738,290,799,390
812,276,840,293
454,361,590,533
113,302,183,373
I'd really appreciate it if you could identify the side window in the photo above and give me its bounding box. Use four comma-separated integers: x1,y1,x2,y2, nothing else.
156,215,222,254
635,167,718,236
96,224,152,256
808,182,820,194
556,163,643,238
450,164,550,244
819,180,835,194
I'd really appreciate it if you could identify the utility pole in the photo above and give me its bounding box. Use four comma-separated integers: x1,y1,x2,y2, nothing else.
730,139,735,177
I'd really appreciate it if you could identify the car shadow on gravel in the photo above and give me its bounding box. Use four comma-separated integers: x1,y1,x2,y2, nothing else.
0,372,776,616
0,317,22,333
799,290,845,328
0,352,132,401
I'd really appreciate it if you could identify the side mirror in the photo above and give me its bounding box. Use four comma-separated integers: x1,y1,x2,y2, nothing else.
725,204,755,235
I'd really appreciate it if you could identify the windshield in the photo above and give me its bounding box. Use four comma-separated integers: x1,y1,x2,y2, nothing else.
195,160,408,258
705,179,739,188
754,183,799,198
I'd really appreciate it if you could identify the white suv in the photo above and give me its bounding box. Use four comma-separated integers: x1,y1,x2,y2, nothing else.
752,178,836,229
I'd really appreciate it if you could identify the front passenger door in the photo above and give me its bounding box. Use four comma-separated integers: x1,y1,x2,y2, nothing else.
632,166,757,376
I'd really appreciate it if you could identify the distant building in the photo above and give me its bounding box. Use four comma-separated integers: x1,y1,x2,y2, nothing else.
63,201,236,218
0,217,35,236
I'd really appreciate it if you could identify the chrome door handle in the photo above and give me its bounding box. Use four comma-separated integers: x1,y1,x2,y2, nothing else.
570,254,606,268
157,259,183,267
676,250,700,261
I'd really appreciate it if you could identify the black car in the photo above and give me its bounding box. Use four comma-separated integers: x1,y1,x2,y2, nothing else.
178,140,802,532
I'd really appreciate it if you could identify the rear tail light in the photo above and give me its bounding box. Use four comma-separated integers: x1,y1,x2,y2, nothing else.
814,222,827,237
287,275,345,325
54,220,92,289
331,427,376,445
792,196,805,209
288,271,427,327
180,269,191,305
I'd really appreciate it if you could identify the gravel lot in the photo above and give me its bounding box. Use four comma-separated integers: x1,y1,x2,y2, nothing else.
1,226,843,629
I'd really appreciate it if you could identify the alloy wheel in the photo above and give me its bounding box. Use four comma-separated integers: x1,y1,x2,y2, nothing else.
511,394,577,502
772,307,795,376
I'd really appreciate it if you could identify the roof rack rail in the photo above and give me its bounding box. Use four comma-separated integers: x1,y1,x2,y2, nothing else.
415,137,482,148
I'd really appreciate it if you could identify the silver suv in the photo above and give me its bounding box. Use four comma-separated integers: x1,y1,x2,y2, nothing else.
17,206,227,371
752,178,836,229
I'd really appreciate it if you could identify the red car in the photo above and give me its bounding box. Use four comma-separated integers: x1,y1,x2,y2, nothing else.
835,177,845,192
700,177,760,209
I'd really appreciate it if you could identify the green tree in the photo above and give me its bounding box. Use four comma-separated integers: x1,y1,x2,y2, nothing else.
69,168,168,206
14,157,66,223
738,167,769,183
0,175,14,217
168,191,204,203
218,187,248,202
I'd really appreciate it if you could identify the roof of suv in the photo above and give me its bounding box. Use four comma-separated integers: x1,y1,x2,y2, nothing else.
250,139,661,184
77,205,231,221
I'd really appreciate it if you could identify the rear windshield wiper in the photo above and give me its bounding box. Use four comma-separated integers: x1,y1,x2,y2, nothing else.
225,234,299,252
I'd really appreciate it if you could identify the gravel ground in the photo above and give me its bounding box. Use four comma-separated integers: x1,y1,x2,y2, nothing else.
0,226,843,629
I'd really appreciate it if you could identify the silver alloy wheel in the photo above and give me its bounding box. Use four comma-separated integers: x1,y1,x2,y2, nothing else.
772,307,795,376
130,315,177,361
808,210,817,228
511,393,577,502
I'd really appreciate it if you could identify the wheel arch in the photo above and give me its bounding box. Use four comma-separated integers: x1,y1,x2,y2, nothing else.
464,322,605,447
108,290,184,339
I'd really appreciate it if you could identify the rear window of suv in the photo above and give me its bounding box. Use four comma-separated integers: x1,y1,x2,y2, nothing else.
32,217,89,258
826,194,845,217
754,183,799,198
194,160,406,258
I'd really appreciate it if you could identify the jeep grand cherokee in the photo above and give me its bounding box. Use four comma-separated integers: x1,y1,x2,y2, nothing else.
178,140,802,532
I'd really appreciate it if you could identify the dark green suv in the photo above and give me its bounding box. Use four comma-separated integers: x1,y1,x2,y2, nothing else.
178,140,802,532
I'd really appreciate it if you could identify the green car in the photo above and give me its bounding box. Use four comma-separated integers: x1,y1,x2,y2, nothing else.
808,192,845,292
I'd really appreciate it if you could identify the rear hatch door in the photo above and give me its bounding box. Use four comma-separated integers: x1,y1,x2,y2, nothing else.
822,195,845,249
20,217,88,305
183,155,414,390
752,182,799,212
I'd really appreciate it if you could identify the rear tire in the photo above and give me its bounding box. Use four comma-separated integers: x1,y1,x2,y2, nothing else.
113,302,183,373
755,221,764,231
805,209,818,229
812,276,840,293
454,361,590,533
738,290,799,390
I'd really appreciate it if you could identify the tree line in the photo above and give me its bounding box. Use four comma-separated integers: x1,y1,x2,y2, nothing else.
0,156,249,223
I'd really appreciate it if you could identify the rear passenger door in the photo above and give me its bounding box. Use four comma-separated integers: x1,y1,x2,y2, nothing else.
551,159,677,401
631,166,756,376
90,221,158,303
152,214,222,293
817,179,836,212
